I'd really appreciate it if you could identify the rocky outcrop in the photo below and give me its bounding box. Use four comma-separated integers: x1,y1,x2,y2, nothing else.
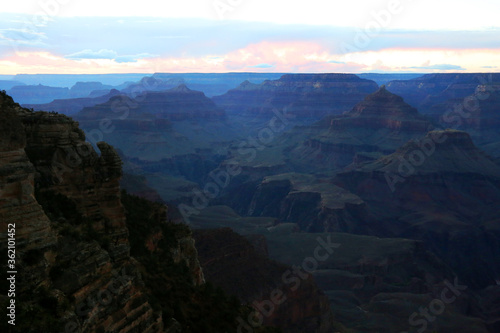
77,84,224,122
119,173,165,203
0,94,165,332
0,93,57,295
76,94,144,120
131,84,225,121
120,76,183,95
333,129,500,289
235,173,368,232
72,85,228,164
287,86,434,171
193,228,339,333
0,92,249,332
265,230,490,333
19,109,130,261
428,87,500,158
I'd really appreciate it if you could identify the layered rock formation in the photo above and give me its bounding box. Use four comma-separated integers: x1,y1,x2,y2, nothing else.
0,92,166,332
120,76,183,95
76,84,224,123
73,84,233,162
7,84,71,104
429,87,500,158
265,230,491,333
130,84,225,121
219,173,367,232
69,82,114,98
334,130,500,289
386,73,500,114
1,91,342,333
0,92,273,332
25,89,122,116
287,86,434,170
213,73,379,120
0,93,57,296
151,72,284,97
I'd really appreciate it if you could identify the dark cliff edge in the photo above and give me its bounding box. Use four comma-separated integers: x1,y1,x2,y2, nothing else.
0,90,226,332
0,91,336,332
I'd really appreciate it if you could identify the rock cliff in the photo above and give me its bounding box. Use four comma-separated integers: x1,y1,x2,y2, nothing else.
0,92,268,332
222,173,367,232
0,91,167,332
193,228,342,333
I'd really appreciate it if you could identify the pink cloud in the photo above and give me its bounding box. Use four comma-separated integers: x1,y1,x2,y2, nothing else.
1,44,499,74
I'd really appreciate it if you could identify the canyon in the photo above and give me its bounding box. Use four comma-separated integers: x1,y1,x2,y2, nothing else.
1,72,500,332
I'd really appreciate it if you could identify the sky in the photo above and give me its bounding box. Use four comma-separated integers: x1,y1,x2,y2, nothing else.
0,0,499,74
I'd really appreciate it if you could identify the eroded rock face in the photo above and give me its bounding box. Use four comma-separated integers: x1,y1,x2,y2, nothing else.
333,130,500,289
288,86,434,171
237,173,367,232
0,93,57,295
213,73,379,119
135,84,226,120
3,92,284,332
193,228,337,333
0,98,164,332
264,231,490,333
19,110,130,262
0,94,214,332
430,88,500,158
385,73,500,113
77,84,225,122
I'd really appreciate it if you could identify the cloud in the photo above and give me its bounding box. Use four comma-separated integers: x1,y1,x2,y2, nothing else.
482,65,498,68
65,49,158,63
150,35,190,39
249,63,275,68
115,53,159,63
410,64,465,70
0,28,47,45
65,49,118,60
3,13,500,64
1,46,500,75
